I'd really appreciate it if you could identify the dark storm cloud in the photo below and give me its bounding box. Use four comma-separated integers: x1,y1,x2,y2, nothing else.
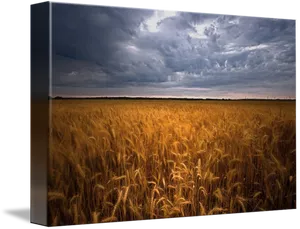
52,3,295,98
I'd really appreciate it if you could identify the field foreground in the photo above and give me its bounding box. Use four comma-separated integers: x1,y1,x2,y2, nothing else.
48,100,296,226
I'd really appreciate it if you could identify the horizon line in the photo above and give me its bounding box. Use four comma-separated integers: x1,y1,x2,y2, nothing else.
49,96,296,101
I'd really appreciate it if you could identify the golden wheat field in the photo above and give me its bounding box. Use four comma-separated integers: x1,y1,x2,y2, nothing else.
48,99,296,226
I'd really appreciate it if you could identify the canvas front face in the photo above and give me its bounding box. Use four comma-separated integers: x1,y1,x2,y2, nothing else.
46,2,295,226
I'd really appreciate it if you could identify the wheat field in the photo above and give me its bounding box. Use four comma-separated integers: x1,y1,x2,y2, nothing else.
48,99,296,226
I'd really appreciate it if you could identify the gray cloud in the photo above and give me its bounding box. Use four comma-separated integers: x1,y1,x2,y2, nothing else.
52,3,295,99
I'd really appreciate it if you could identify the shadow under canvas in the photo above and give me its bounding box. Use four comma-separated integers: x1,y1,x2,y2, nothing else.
4,209,30,222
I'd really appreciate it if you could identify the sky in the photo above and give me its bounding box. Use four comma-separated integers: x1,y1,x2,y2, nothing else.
52,3,296,99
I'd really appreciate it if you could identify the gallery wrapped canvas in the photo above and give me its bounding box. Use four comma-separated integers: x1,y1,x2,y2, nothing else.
31,1,296,226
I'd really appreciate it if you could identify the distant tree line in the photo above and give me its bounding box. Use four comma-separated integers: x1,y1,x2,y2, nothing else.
48,96,295,101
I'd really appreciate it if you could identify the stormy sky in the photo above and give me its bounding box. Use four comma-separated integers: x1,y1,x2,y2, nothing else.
52,3,296,99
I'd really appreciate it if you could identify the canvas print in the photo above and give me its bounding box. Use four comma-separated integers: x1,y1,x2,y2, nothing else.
46,2,295,226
